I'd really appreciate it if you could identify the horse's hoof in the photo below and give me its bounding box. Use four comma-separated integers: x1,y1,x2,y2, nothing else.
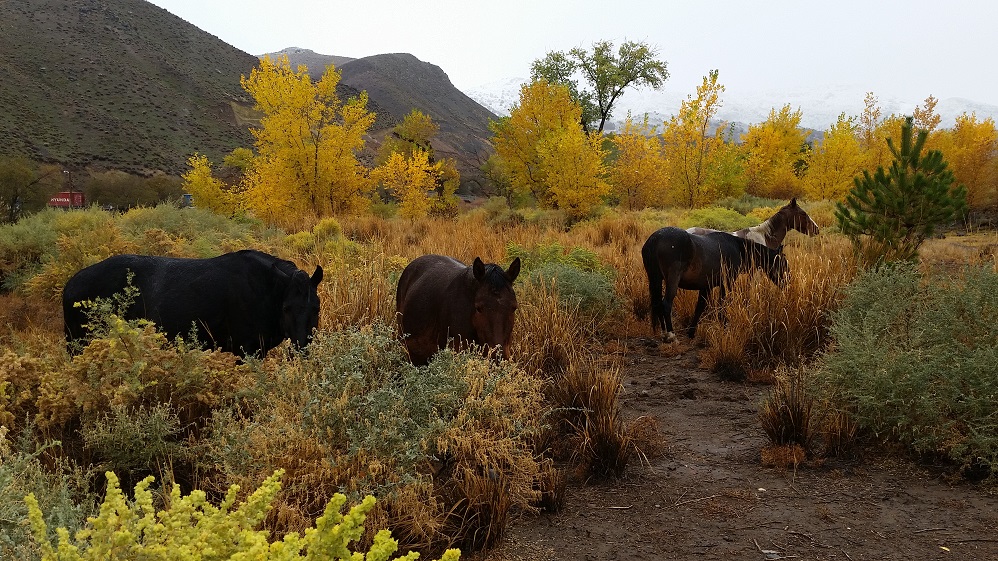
664,332,677,343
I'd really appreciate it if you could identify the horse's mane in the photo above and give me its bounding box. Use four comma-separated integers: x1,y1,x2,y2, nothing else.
480,263,513,290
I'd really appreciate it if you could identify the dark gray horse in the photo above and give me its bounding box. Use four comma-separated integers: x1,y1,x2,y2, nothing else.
642,227,788,342
396,255,521,365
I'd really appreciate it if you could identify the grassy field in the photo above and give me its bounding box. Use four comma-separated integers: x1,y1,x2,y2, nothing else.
1,202,995,558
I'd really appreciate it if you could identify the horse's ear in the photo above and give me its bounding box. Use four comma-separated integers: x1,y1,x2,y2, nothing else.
473,257,486,281
311,265,323,287
790,198,798,207
506,257,521,282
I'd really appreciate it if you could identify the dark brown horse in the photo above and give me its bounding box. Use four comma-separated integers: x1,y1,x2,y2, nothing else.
396,254,521,365
642,227,788,342
687,198,819,250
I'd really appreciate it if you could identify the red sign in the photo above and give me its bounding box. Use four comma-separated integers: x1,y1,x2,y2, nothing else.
48,191,85,208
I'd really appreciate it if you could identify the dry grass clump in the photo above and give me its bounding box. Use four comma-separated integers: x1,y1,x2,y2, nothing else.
544,352,657,480
700,236,857,374
760,444,807,470
819,409,861,459
759,367,816,455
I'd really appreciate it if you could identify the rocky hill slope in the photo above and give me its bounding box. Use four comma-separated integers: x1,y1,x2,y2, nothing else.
1,2,498,194
0,0,258,175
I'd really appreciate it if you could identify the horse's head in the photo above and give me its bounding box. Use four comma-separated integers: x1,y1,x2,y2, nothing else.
470,256,521,359
783,198,820,236
279,265,323,349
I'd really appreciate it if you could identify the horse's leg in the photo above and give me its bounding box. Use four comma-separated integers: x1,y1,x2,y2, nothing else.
662,270,682,343
688,288,711,339
643,248,666,337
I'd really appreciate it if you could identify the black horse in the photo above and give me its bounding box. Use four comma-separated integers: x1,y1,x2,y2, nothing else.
396,254,521,365
642,227,788,342
63,249,323,357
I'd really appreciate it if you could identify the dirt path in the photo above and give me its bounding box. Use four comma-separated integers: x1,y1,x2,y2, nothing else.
483,339,998,561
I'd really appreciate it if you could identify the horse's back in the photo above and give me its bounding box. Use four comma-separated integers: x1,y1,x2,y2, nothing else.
643,226,701,280
396,255,467,343
396,255,466,310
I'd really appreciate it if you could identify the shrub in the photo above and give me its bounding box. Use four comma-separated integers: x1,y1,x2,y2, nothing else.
1,205,267,298
0,428,95,561
525,263,621,329
25,469,460,561
480,196,524,227
817,263,998,474
506,241,608,277
508,242,620,333
714,194,784,215
759,368,815,452
677,207,758,231
199,323,548,553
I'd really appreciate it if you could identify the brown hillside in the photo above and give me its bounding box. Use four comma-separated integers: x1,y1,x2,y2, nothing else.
1,2,499,192
271,49,499,193
339,53,497,192
0,0,258,175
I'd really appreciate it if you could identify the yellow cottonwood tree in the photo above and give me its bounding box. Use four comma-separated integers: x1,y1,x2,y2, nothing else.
377,110,460,215
537,128,610,220
182,154,241,215
377,109,439,164
240,55,375,226
869,114,907,171
741,104,808,199
934,113,998,210
803,113,864,201
491,80,608,217
661,70,741,208
913,95,942,133
372,150,436,219
610,116,667,209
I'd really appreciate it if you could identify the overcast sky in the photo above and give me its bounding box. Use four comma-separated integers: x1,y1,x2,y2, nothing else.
146,0,998,108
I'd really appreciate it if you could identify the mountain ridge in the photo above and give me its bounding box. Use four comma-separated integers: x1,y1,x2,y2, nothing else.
464,76,998,133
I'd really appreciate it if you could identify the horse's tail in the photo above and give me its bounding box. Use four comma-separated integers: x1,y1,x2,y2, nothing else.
641,234,664,333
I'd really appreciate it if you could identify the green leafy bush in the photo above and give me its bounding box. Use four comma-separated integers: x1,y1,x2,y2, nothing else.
678,206,758,231
0,428,95,561
526,263,621,329
817,263,998,473
506,242,607,276
26,469,460,561
508,242,620,330
480,196,524,227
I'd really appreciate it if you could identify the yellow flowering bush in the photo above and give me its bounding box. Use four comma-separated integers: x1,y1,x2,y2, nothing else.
26,469,461,561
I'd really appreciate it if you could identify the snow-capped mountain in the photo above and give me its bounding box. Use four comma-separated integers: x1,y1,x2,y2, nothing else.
465,77,998,133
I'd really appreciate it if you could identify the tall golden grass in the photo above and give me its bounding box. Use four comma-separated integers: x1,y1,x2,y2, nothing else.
9,203,995,554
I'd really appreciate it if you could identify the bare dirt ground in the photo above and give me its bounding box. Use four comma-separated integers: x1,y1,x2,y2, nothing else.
483,338,998,561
